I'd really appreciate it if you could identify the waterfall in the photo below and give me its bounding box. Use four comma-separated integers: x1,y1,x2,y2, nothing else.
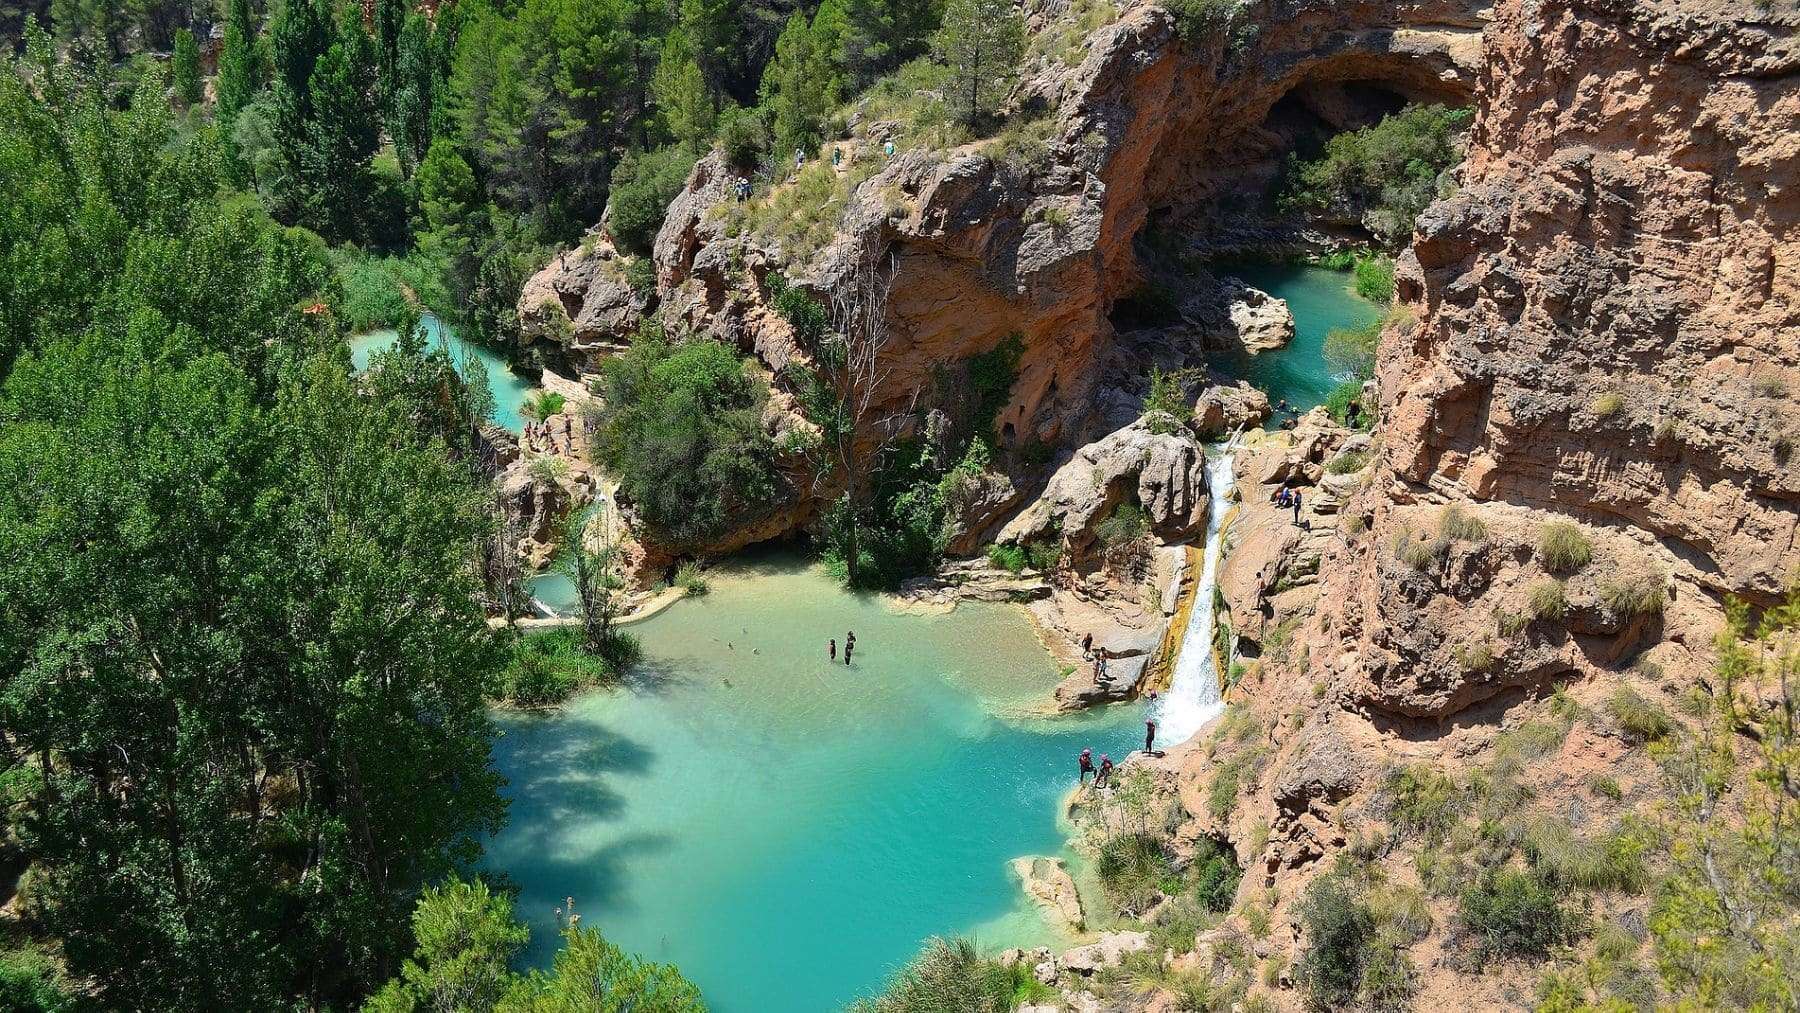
1154,439,1239,746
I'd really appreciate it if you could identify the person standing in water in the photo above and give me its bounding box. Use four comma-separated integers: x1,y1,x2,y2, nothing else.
1078,748,1094,786
829,638,836,661
845,631,855,666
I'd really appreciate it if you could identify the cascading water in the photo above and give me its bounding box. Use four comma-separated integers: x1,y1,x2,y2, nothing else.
1154,438,1239,745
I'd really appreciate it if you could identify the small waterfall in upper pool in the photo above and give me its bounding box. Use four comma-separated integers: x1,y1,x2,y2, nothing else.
1155,436,1240,746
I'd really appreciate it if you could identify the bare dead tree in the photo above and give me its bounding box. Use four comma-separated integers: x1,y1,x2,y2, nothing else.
798,246,914,586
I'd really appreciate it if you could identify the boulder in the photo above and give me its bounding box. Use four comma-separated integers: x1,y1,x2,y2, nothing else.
1222,279,1296,352
1059,931,1150,975
1192,382,1272,439
1010,856,1086,931
941,469,1025,556
1000,420,1210,555
516,238,648,359
1053,654,1149,710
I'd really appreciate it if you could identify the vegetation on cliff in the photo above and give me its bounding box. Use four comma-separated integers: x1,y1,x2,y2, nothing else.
1280,103,1473,246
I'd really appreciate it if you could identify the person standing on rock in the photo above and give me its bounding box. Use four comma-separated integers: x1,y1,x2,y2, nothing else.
1145,717,1158,755
1078,748,1094,786
1081,632,1093,659
1096,754,1114,788
1292,489,1303,525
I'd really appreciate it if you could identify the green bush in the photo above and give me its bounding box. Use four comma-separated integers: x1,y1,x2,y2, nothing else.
1189,834,1244,913
967,334,1025,427
769,274,830,344
1537,522,1593,573
1600,573,1665,617
495,629,617,708
1323,317,1382,379
331,248,412,332
1522,818,1647,894
1457,867,1578,961
1528,580,1568,620
1326,450,1371,475
0,950,74,1013
1097,501,1150,547
526,390,567,420
1325,379,1373,430
1382,764,1462,845
1353,254,1396,302
1437,504,1487,543
1294,875,1378,1010
624,256,656,298
1095,832,1176,915
608,147,697,257
674,561,710,597
595,330,780,547
716,104,770,169
1605,685,1672,744
1279,104,1473,245
986,542,1028,573
848,937,1014,1013
1025,539,1063,572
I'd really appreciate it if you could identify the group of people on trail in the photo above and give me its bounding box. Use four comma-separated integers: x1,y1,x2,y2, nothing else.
1272,485,1304,525
828,631,856,665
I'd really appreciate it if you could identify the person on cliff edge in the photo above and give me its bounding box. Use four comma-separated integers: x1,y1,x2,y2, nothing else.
1145,717,1158,755
1078,748,1095,786
1292,489,1304,526
1096,754,1115,788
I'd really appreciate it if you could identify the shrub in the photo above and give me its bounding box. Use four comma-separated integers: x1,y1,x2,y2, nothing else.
1165,0,1240,38
1493,719,1570,771
1392,528,1440,571
1537,522,1593,573
1323,317,1383,378
1456,642,1495,672
986,542,1028,573
674,562,710,597
716,105,770,169
1095,832,1176,915
1149,895,1212,955
0,950,74,1013
1025,540,1062,572
608,146,699,256
1325,378,1374,430
526,390,567,420
1096,501,1150,547
623,256,656,298
495,629,616,708
1528,580,1568,620
1382,764,1462,845
1279,104,1473,245
1294,875,1377,1010
331,248,412,331
1353,254,1396,302
1590,391,1624,419
595,331,780,547
1141,365,1193,433
848,937,1012,1013
1495,608,1530,637
1600,573,1665,617
1326,450,1371,475
967,334,1025,426
1189,835,1244,913
1589,775,1623,801
1438,504,1487,543
1522,817,1647,894
768,274,830,344
1458,868,1578,961
1605,685,1672,744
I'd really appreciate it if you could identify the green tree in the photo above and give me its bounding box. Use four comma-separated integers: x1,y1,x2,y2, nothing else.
1279,103,1472,246
215,0,264,176
841,0,939,87
388,13,437,175
365,875,704,1012
0,58,507,1010
760,11,837,158
171,26,202,107
652,31,715,151
677,0,736,98
934,0,1024,129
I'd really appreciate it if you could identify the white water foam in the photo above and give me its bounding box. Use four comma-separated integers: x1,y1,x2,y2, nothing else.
1154,439,1239,746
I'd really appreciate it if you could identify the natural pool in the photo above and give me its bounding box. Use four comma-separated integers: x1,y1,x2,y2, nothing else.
487,553,1142,1011
1208,261,1383,413
348,313,536,434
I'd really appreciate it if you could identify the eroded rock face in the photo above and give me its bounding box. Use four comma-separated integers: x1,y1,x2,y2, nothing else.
516,238,649,368
1010,855,1086,931
1382,0,1800,603
1192,381,1272,439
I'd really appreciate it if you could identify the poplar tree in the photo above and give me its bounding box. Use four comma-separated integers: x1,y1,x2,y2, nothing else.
171,26,202,107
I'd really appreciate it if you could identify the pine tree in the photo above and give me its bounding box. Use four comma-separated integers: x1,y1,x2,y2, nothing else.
843,0,939,87
678,0,737,98
215,0,261,172
171,26,202,107
760,12,837,159
387,13,435,175
652,29,714,151
935,0,1025,129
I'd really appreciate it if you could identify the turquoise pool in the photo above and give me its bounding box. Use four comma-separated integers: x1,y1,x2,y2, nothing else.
487,553,1141,1011
348,314,536,434
1209,261,1383,413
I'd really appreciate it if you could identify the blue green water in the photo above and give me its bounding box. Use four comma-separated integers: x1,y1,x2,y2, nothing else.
487,554,1141,1011
348,314,536,434
1209,261,1382,413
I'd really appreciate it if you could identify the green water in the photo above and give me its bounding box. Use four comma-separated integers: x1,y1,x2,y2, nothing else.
348,314,535,434
1209,261,1382,413
487,553,1141,1010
